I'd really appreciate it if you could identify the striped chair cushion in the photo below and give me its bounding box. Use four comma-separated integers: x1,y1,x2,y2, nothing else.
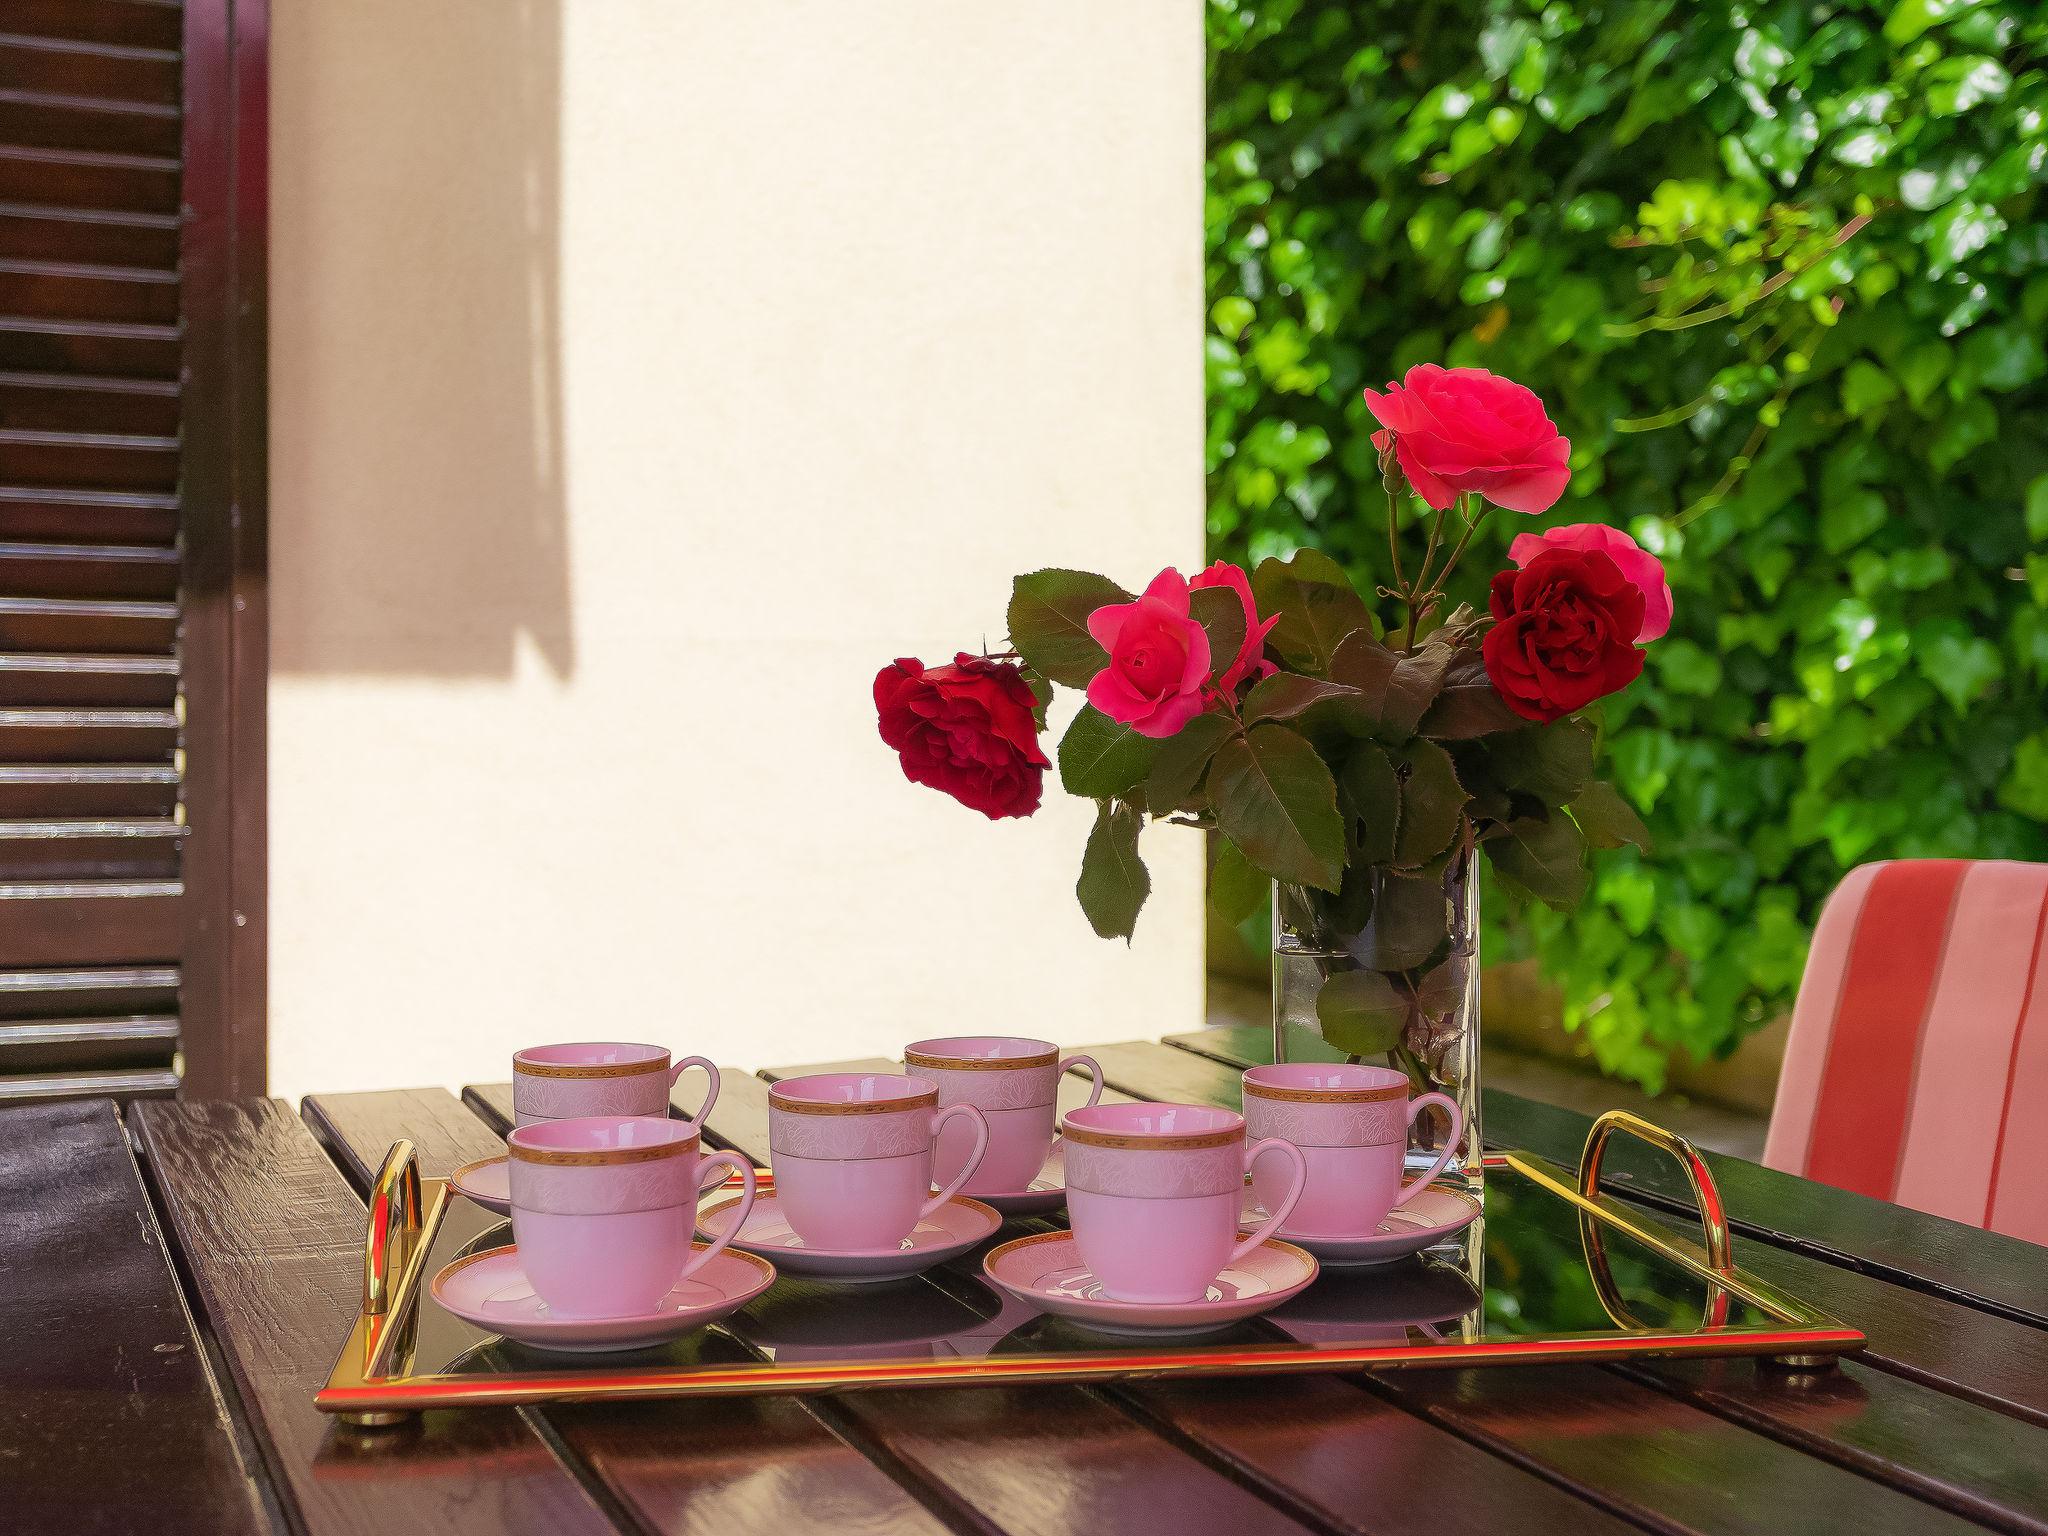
1764,859,2048,1243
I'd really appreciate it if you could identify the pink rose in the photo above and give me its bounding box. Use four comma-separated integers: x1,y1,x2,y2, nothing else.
1188,560,1279,693
1364,364,1570,514
1085,568,1213,738
1508,523,1671,642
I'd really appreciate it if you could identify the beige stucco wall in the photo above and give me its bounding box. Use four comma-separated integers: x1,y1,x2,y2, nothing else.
266,2,1205,1098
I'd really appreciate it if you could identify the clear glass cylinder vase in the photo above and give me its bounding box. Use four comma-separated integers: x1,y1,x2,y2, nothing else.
1270,839,1482,1184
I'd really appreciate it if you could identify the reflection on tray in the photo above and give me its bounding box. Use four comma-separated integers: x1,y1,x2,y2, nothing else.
379,1154,1785,1388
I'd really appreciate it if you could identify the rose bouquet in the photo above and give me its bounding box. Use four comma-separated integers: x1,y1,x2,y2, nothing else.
875,366,1667,1118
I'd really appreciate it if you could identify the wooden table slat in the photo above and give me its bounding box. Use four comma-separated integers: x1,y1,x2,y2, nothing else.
463,1077,1332,1536
0,1099,273,1536
303,1087,958,1536
744,1060,1647,1536
1097,1036,2038,1536
129,1098,619,1536
1170,1025,2048,1329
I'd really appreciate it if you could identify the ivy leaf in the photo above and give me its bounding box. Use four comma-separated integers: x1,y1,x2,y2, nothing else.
1251,550,1374,674
1570,781,1653,852
1326,631,1453,739
1339,743,1400,865
1144,714,1236,812
1210,724,1346,892
1008,569,1130,688
1393,741,1468,865
1417,647,1529,739
1487,815,1589,909
1058,707,1160,798
1315,971,1407,1058
1189,586,1246,679
1076,801,1150,942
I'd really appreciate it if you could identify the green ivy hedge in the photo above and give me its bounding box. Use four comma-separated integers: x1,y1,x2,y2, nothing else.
1206,0,2048,1090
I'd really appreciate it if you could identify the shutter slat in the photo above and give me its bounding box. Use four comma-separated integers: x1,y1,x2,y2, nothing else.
0,1065,179,1104
0,764,178,816
0,256,180,324
0,595,177,650
0,369,181,434
0,88,182,159
0,541,179,597
0,2,183,54
0,484,178,542
0,425,179,488
0,964,179,1019
0,1013,177,1071
0,877,182,964
0,817,182,877
0,653,178,705
0,34,182,109
0,201,180,266
0,707,179,761
0,145,179,214
0,314,181,377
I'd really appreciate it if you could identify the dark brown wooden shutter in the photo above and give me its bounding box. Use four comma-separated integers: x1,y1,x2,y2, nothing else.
0,0,199,1102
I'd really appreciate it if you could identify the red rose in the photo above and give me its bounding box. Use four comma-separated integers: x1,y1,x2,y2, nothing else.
875,654,1049,819
1508,523,1672,642
1188,560,1280,693
1481,548,1647,723
1364,364,1570,514
1084,568,1213,738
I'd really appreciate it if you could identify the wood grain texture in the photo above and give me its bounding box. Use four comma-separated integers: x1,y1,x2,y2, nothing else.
0,1098,270,1535
752,1061,1646,1536
1114,1035,2044,1535
1172,1024,2048,1328
304,1087,955,1536
129,1097,615,1536
469,1077,1329,1536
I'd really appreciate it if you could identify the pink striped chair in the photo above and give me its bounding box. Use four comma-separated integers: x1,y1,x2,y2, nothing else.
1765,859,2048,1243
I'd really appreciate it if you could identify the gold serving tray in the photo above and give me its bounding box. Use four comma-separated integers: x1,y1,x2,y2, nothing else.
316,1112,1862,1425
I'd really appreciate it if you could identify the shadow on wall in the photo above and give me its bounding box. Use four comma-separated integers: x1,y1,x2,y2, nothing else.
270,0,571,678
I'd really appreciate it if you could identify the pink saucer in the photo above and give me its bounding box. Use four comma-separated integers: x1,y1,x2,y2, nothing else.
449,1154,511,1215
972,1138,1068,1217
431,1244,775,1352
698,1191,1001,1282
983,1230,1318,1334
1241,1184,1481,1267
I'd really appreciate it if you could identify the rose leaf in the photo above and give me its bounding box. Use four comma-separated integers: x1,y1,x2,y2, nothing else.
1359,871,1448,971
1058,706,1161,798
1315,970,1408,1058
1339,742,1401,865
1487,813,1590,909
1569,780,1653,852
1008,569,1132,688
1251,549,1375,674
1210,723,1346,892
1076,800,1150,942
1394,740,1469,865
1189,586,1247,678
1144,712,1237,812
1481,718,1596,806
1419,647,1532,739
1327,630,1453,739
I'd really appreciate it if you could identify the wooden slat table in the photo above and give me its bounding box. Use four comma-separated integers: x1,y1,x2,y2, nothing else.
7,1031,2047,1535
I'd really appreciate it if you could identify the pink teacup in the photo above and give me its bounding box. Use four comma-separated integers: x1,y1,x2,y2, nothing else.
903,1036,1104,1195
1241,1063,1465,1238
1062,1101,1307,1303
506,1116,756,1318
512,1042,719,1130
768,1073,990,1251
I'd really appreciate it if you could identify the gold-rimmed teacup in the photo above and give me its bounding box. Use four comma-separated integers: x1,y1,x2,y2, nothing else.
512,1042,719,1130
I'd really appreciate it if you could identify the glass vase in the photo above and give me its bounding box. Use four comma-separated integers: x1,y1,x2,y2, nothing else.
1270,837,1482,1184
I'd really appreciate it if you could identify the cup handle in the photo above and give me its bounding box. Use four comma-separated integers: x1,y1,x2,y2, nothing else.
919,1104,989,1219
1392,1091,1466,1209
670,1055,720,1132
680,1151,755,1279
1060,1053,1105,1111
1231,1137,1307,1264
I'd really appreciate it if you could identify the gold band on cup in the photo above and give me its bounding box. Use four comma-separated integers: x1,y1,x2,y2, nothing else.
1241,1078,1407,1105
514,1056,669,1081
904,1047,1058,1072
1059,1122,1240,1152
506,1135,696,1168
769,1086,938,1116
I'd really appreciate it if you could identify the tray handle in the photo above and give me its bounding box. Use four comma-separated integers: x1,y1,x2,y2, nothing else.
1578,1109,1733,1276
364,1139,423,1317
